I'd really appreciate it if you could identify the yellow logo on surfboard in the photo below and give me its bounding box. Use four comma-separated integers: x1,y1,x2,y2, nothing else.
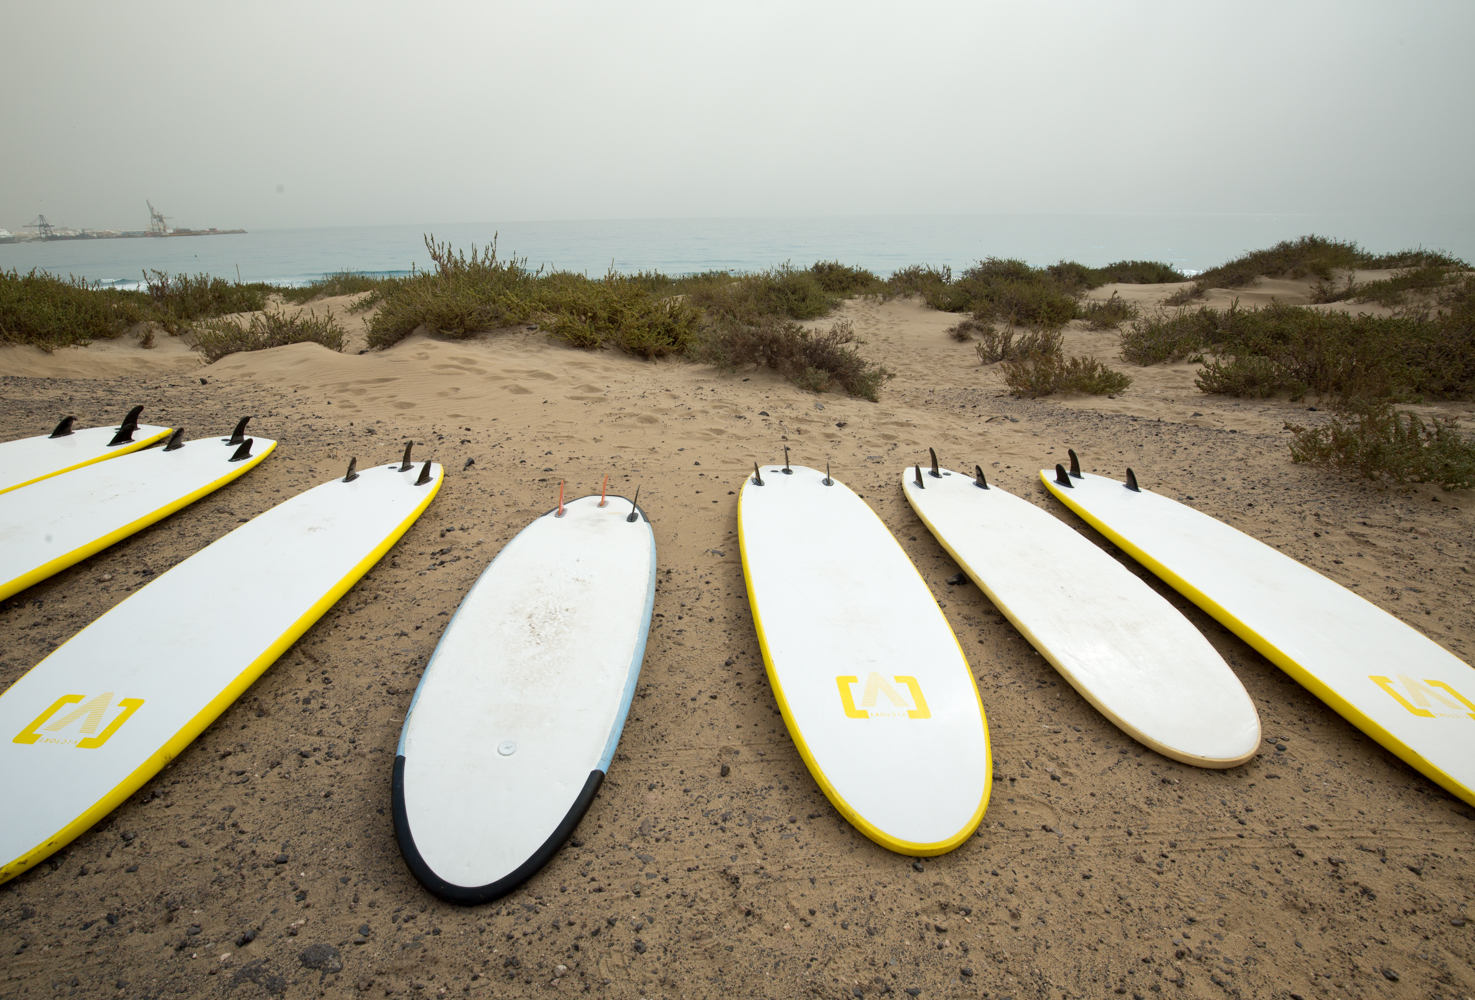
1370,675,1475,720
836,673,931,720
12,693,145,749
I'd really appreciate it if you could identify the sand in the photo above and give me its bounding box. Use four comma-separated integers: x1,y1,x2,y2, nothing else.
1,281,1472,999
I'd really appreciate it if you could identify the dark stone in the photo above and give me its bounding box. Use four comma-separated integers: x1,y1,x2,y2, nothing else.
236,929,257,947
1381,969,1400,982
232,959,287,995
274,853,289,865
299,943,343,973
633,940,647,954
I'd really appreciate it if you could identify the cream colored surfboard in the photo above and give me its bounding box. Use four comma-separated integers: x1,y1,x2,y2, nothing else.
0,408,171,495
739,461,991,857
902,454,1259,767
0,455,443,884
0,422,274,601
1041,457,1475,807
394,492,656,903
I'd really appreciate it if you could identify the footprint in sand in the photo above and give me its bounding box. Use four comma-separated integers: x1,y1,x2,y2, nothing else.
504,385,533,395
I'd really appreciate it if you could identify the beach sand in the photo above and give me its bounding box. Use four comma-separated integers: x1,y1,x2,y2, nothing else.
1,280,1471,998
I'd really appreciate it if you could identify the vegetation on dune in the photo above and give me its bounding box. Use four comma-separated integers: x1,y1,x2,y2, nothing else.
191,308,346,363
1002,352,1132,398
278,271,393,308
973,327,1063,365
0,269,154,350
694,318,893,401
142,270,272,327
1081,292,1139,329
1166,235,1467,304
1119,299,1475,403
1287,400,1475,490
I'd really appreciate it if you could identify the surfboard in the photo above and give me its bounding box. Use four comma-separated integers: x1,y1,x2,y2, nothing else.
0,453,443,884
739,461,991,856
0,420,274,602
902,452,1259,767
1040,454,1475,807
0,407,172,496
393,489,655,903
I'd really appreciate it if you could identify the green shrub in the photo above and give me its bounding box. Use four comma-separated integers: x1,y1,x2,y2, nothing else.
143,270,270,325
809,261,882,296
191,308,346,362
1002,353,1131,397
1287,401,1475,489
693,318,893,401
546,276,700,358
974,327,1062,365
1118,306,1229,365
1092,260,1186,284
279,271,393,307
1081,292,1139,330
0,268,153,349
886,264,953,301
687,264,839,323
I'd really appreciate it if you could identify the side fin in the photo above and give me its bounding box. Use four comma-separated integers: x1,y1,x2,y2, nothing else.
343,457,359,482
1125,468,1141,492
227,416,251,446
399,442,414,472
229,439,254,462
163,428,186,452
49,416,75,439
928,447,941,478
415,461,433,486
1054,464,1074,487
974,465,989,489
1068,448,1082,478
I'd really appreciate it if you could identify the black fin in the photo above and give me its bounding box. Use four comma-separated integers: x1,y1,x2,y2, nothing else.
751,463,764,487
929,447,941,478
229,439,254,462
227,416,251,446
822,462,833,486
974,465,989,490
1068,448,1082,478
119,405,143,431
107,425,136,447
415,461,433,486
163,428,186,452
1125,468,1141,492
626,486,641,522
343,457,359,482
782,445,792,474
914,464,925,489
1054,464,1074,487
399,442,414,472
49,416,75,439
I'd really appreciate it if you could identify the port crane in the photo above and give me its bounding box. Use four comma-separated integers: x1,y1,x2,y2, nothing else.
146,200,171,235
24,215,55,238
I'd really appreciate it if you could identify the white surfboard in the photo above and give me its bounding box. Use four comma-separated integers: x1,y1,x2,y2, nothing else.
0,421,275,601
0,407,172,496
0,454,443,885
393,491,655,902
739,461,991,856
902,452,1260,767
1041,456,1475,807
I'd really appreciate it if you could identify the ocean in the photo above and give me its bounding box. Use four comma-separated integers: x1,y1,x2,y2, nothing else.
2,213,1470,289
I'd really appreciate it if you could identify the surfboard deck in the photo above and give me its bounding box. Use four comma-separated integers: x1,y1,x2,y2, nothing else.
0,457,443,884
739,463,991,856
903,460,1260,767
1041,462,1475,806
393,493,655,903
0,408,171,496
0,428,275,601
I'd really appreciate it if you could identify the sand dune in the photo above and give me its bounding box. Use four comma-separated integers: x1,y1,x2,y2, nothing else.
1,286,1472,998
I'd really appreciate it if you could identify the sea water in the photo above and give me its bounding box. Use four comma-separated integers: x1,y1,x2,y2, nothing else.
2,213,1470,289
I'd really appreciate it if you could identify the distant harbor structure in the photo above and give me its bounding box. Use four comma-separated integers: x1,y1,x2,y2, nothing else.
1,202,244,243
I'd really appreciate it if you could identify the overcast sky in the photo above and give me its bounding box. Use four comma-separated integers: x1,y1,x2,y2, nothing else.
4,1,1472,231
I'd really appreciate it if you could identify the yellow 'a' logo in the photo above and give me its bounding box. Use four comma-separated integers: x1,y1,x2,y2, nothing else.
12,693,145,749
835,673,931,720
1369,675,1475,720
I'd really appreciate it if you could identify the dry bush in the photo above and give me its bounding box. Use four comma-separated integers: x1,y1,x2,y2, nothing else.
1287,401,1475,489
1002,354,1132,398
974,327,1062,365
694,318,893,401
191,308,346,362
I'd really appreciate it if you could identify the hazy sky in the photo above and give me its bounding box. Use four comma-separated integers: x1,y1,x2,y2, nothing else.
4,1,1472,231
